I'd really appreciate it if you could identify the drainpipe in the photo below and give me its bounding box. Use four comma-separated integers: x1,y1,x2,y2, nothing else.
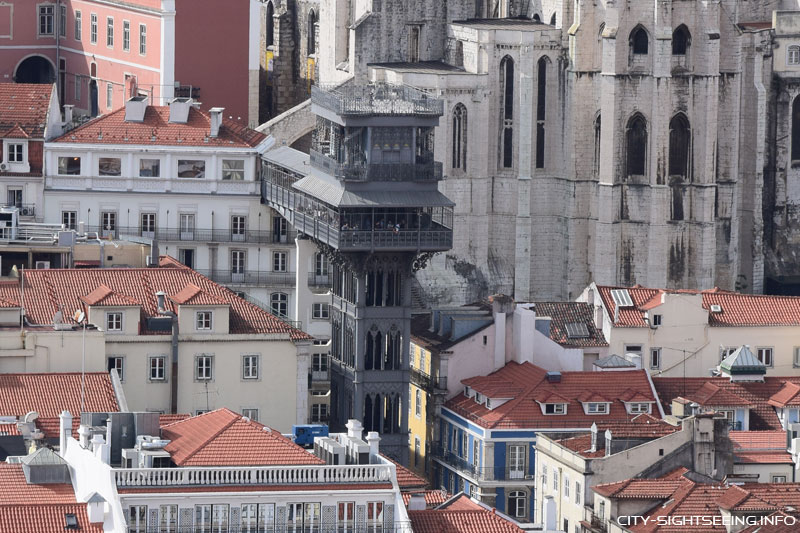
156,291,179,413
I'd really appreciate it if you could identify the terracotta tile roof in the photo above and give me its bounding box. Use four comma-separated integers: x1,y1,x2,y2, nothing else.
161,408,325,467
170,283,228,306
402,490,449,509
0,83,53,138
689,382,751,406
730,431,788,450
740,511,799,533
380,454,428,490
654,377,800,431
593,478,687,499
1,124,29,139
118,483,394,494
734,452,794,464
0,464,75,504
0,373,119,438
0,503,103,533
532,301,608,347
0,423,19,436
159,413,191,427
555,414,679,458
446,362,657,429
80,284,139,307
408,495,524,533
597,285,800,328
769,382,800,407
0,262,310,340
52,105,266,148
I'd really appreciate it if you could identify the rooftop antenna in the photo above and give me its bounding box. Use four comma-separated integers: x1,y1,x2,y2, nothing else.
73,309,87,413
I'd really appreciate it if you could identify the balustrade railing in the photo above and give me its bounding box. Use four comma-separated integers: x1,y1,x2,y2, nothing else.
83,225,295,245
309,150,442,183
312,84,443,116
113,463,393,487
308,272,332,287
432,445,533,482
193,269,296,287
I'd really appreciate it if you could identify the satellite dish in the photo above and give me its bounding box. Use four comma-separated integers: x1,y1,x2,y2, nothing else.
73,309,85,323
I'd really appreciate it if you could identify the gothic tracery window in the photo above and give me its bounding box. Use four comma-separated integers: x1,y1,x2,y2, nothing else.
452,103,467,171
499,55,514,168
266,1,274,47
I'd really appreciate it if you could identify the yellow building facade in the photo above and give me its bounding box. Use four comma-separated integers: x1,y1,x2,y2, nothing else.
408,341,434,478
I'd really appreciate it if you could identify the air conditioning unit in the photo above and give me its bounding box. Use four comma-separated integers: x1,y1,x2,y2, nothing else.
0,163,8,171
20,206,33,216
524,474,536,480
35,261,50,269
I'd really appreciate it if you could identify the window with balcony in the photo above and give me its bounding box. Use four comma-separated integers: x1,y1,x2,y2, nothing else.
129,505,146,533
337,502,354,533
312,303,329,320
288,503,320,533
139,24,147,55
315,253,328,276
58,156,81,175
195,354,213,380
62,211,77,230
180,213,195,240
312,353,328,372
273,251,287,272
38,5,54,36
196,311,212,331
106,16,114,47
242,354,259,379
222,159,245,180
158,505,177,532
231,215,246,240
123,20,130,51
509,444,525,479
90,13,97,43
231,249,246,280
74,10,81,40
140,213,156,237
177,160,205,179
179,248,195,269
271,293,288,318
101,211,116,237
508,491,526,519
6,188,21,209
106,312,122,331
241,503,274,533
367,502,383,532
149,356,166,381
107,356,124,381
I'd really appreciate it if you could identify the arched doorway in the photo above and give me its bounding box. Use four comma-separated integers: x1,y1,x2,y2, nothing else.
15,56,55,84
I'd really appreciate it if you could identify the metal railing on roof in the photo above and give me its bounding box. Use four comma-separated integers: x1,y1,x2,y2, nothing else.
84,225,296,245
311,83,444,117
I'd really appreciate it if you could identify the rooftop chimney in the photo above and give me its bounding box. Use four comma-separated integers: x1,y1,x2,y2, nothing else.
209,107,224,137
346,419,363,440
604,429,612,457
86,493,106,523
590,422,598,453
63,104,74,126
124,95,148,122
408,493,427,511
59,410,72,454
365,431,380,458
168,97,192,123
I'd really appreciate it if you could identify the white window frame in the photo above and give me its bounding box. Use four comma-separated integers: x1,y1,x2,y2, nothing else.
312,303,329,320
106,82,113,109
650,347,661,369
586,402,609,414
90,13,97,44
544,403,566,415
38,4,55,36
575,481,581,505
158,504,177,532
122,20,130,51
757,347,774,367
222,159,245,180
273,251,287,272
106,311,123,332
720,346,737,362
106,16,114,47
196,311,213,331
508,490,527,519
794,347,800,368
74,10,82,40
629,402,651,414
564,473,570,497
139,23,146,55
129,505,147,533
772,475,788,483
789,45,800,66
195,354,213,381
3,141,29,172
270,292,288,318
108,356,124,381
62,211,77,230
242,354,259,380
149,355,166,381
241,408,259,421
415,389,422,417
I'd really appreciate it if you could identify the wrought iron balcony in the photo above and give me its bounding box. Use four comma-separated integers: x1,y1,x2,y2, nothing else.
312,83,443,117
309,149,443,183
432,445,534,482
410,367,447,392
194,269,296,287
84,225,295,245
308,272,332,288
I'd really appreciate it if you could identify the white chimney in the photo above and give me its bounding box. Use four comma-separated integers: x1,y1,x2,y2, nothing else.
59,410,72,453
209,107,224,137
91,434,110,464
124,95,148,122
590,422,598,453
78,424,91,448
168,97,192,123
86,493,106,523
63,104,74,125
542,496,557,532
605,429,612,457
346,419,363,439
366,431,380,458
408,493,427,511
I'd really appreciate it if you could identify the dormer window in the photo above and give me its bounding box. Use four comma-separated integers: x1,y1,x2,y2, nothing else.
106,312,122,331
475,392,484,405
544,403,566,415
486,399,492,409
196,311,212,330
629,403,651,414
3,140,29,173
464,386,471,397
586,402,609,414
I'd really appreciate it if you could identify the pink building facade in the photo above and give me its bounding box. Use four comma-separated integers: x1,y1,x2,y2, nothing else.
0,0,265,126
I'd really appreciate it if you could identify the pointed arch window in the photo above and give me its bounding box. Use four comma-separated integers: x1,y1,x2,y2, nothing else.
669,114,691,180
626,114,648,178
536,57,549,169
266,2,275,47
672,25,691,56
308,10,317,55
452,103,468,171
499,56,515,168
593,114,602,176
630,26,649,55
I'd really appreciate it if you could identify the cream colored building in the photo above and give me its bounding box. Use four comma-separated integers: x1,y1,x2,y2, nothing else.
580,283,800,377
0,263,312,433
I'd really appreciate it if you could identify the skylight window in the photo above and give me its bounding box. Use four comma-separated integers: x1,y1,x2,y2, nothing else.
65,514,79,530
610,289,633,307
565,322,590,338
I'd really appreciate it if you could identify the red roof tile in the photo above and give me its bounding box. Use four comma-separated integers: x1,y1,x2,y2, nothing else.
0,464,76,504
0,83,54,139
654,377,800,431
769,382,800,408
0,423,19,436
380,454,428,490
53,105,266,148
598,285,800,327
161,408,325,467
734,452,794,464
447,362,657,429
118,483,393,494
532,301,608,348
0,503,103,533
159,413,191,427
0,262,310,340
740,511,799,533
80,284,139,307
402,490,449,509
170,283,228,306
689,382,751,406
0,373,119,437
408,495,524,533
555,414,679,458
730,431,788,450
